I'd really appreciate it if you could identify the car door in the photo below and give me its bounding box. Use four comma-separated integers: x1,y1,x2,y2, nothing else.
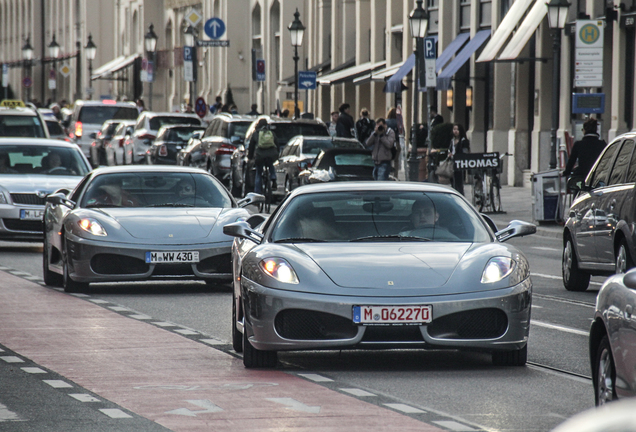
276,138,297,186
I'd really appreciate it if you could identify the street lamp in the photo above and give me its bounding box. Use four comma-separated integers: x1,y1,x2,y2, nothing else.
48,34,61,104
84,34,97,100
184,25,198,103
288,8,305,119
546,0,570,170
22,36,34,102
408,0,429,182
144,24,158,110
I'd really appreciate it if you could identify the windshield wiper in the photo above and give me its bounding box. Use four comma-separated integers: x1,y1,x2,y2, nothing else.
274,237,326,243
147,203,194,207
350,235,431,242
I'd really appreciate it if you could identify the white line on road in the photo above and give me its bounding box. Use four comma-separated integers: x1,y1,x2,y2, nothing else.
533,273,601,286
69,394,101,402
531,247,560,252
0,402,20,422
43,380,73,388
99,408,133,419
433,420,477,431
531,320,588,336
340,388,377,397
21,367,46,374
297,373,333,382
0,356,24,363
383,403,426,414
200,339,224,345
128,314,152,320
267,398,321,413
174,329,199,335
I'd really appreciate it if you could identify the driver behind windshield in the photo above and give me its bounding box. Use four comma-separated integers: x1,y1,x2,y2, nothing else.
400,199,458,240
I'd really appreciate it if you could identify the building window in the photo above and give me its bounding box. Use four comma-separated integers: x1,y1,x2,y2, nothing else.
427,0,439,34
500,0,511,20
460,0,471,31
480,0,492,28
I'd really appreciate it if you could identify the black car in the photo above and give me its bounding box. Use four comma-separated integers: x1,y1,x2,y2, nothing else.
273,136,363,195
228,116,329,197
90,120,122,167
298,148,375,186
562,131,636,291
146,125,206,165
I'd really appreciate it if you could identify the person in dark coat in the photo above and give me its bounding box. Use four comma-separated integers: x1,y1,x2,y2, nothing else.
563,118,606,186
336,103,355,138
355,108,375,144
448,124,469,195
366,118,395,181
429,109,444,129
248,119,279,193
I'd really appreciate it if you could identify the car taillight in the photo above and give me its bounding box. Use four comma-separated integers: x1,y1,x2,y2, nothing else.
139,134,156,141
215,144,236,155
91,141,97,147
159,145,168,157
119,138,125,148
97,131,102,138
75,121,83,138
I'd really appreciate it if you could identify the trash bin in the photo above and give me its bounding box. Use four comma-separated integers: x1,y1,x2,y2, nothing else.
532,169,566,222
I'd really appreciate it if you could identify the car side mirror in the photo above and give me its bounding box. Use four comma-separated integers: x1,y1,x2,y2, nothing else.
495,220,536,242
89,132,97,139
223,221,264,244
46,192,75,208
623,269,636,289
236,192,265,208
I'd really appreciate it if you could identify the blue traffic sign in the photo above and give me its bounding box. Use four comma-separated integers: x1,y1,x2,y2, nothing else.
255,59,266,82
298,71,317,90
204,18,226,40
183,46,194,61
424,36,437,60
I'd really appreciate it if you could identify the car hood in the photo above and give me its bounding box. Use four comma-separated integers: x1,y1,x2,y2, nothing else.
0,174,82,194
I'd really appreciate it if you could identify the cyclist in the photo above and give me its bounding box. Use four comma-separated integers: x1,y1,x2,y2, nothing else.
562,117,606,190
247,119,278,194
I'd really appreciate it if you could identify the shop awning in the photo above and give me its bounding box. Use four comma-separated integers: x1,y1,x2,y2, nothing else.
476,0,534,62
317,59,385,86
384,54,416,93
91,54,139,80
353,60,406,85
278,59,331,86
437,30,491,90
498,0,547,61
436,33,469,73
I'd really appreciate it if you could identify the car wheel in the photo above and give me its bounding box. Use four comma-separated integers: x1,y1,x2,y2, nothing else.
615,240,634,274
232,294,243,353
594,335,617,406
562,236,590,291
42,236,62,287
62,241,89,294
242,326,277,368
491,344,527,366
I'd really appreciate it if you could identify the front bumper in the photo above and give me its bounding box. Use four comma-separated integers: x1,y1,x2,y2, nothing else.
0,204,44,241
241,277,532,353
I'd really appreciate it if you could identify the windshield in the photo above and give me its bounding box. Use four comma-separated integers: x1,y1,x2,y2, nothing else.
78,106,138,124
0,145,89,176
81,172,232,208
0,115,46,138
270,191,491,243
228,122,252,141
150,116,201,130
158,127,205,143
271,124,328,145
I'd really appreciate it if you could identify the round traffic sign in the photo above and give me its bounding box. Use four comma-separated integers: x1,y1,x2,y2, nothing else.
204,18,226,40
195,97,207,118
22,76,33,88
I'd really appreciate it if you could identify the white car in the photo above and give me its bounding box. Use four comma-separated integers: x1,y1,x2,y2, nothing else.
105,120,136,166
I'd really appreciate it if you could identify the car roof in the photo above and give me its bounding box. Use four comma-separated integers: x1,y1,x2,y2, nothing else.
320,148,371,154
158,124,206,130
0,138,83,149
143,111,200,118
91,165,210,175
214,113,255,122
299,136,359,142
0,107,39,116
255,115,325,125
73,100,136,108
288,181,459,198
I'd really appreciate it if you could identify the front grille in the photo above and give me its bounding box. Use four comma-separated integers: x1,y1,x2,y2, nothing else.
91,254,149,275
275,309,358,340
196,253,232,274
427,308,508,340
152,263,195,276
10,194,46,205
361,325,424,342
2,219,43,232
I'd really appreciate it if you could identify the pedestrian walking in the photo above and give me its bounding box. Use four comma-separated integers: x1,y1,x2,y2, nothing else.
326,111,339,137
210,96,223,114
136,99,146,113
563,117,606,189
247,104,260,116
385,107,399,137
355,108,375,145
336,103,355,138
429,108,444,129
366,118,396,181
448,124,470,195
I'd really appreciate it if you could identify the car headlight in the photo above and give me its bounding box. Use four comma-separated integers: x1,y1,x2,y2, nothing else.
78,218,107,236
481,257,515,283
259,258,299,284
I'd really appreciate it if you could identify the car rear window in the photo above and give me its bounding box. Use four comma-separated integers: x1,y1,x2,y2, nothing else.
150,116,202,130
78,106,138,124
228,122,252,140
46,121,65,136
0,115,46,138
271,124,329,145
333,153,374,166
160,127,205,143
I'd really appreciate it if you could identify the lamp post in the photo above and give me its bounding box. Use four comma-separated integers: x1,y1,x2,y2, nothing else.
21,36,34,102
546,0,570,170
288,9,305,119
408,0,429,182
184,25,198,104
48,34,60,104
84,34,97,100
144,24,158,111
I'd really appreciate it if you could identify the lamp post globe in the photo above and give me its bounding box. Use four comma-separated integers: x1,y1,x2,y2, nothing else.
85,34,97,100
48,34,61,104
145,24,158,110
22,36,34,101
288,8,305,119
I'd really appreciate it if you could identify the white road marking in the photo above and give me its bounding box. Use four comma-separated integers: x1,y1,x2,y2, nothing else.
0,402,20,422
21,367,46,374
89,299,110,304
383,403,425,414
69,394,101,402
200,339,224,345
531,320,588,336
0,356,24,363
533,273,602,286
23,275,42,280
152,322,176,327
340,388,377,397
531,247,560,252
174,329,199,335
129,314,152,320
9,270,29,275
99,408,133,418
70,293,90,297
43,380,73,388
433,420,477,431
267,398,321,413
108,306,131,312
298,373,333,382
0,348,3,352
166,400,224,416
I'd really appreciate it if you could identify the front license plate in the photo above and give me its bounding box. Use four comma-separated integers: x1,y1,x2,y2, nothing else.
353,305,432,325
145,251,200,263
20,209,44,220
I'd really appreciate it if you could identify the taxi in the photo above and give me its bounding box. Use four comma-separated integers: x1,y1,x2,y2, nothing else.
0,100,50,139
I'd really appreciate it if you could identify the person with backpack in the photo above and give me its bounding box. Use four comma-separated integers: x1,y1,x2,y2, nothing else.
247,119,279,194
365,118,395,181
356,108,375,144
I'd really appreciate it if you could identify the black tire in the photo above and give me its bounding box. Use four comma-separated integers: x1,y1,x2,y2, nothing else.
492,344,527,366
562,236,590,291
242,326,277,368
489,175,501,212
42,236,63,287
232,295,243,353
615,239,634,274
62,241,89,294
594,335,617,405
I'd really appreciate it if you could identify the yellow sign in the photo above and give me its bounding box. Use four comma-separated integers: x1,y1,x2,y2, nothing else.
579,24,600,45
0,100,26,108
282,100,303,114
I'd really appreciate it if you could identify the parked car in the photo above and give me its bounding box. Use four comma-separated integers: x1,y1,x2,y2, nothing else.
130,112,202,164
0,138,91,241
273,136,363,195
229,116,329,197
0,102,50,138
223,182,536,368
105,120,136,166
589,268,636,405
175,131,205,167
43,165,264,292
146,125,206,165
89,120,122,167
298,148,376,185
562,131,636,291
68,100,138,161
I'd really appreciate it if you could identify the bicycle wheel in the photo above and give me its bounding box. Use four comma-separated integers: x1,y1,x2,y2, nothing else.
260,167,272,213
489,174,502,213
472,175,482,209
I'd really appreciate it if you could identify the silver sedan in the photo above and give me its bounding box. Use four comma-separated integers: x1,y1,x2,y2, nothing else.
224,182,536,368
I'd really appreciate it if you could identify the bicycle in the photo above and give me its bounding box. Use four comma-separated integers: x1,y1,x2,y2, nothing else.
259,164,273,213
471,152,511,213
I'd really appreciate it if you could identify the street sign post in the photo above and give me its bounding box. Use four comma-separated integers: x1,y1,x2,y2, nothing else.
424,36,437,88
298,71,316,90
2,64,8,88
195,97,207,118
184,46,194,82
574,20,603,88
204,18,226,40
185,9,202,27
22,77,32,88
196,40,229,47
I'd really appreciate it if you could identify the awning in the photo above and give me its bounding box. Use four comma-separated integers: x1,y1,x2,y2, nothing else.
476,0,534,63
498,0,547,61
91,54,139,80
384,54,416,93
353,61,406,85
437,29,491,90
278,59,331,86
317,59,386,86
436,33,469,73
